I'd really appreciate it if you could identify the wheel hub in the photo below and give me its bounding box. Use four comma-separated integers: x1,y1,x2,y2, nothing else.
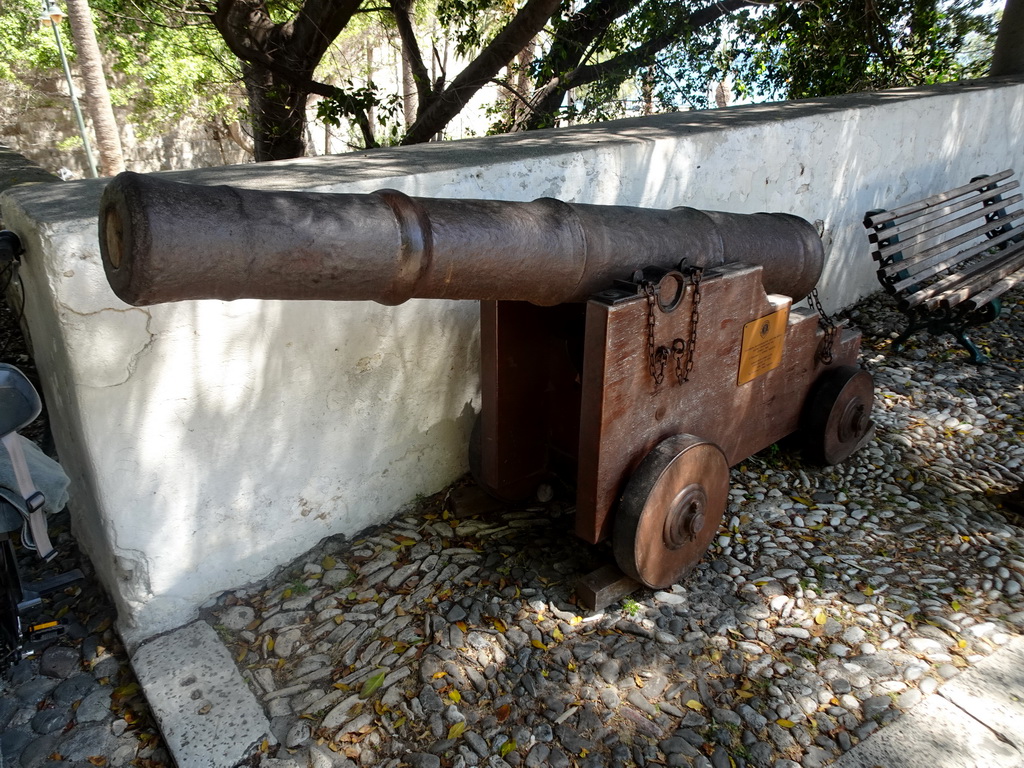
663,484,707,549
837,399,868,443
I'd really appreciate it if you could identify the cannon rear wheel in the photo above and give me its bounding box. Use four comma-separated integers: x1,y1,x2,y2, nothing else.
802,365,875,465
614,435,729,589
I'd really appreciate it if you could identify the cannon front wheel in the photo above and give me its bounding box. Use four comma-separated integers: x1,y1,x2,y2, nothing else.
802,366,875,465
613,435,729,589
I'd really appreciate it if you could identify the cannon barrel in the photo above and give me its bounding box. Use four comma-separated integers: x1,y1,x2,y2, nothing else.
99,171,824,307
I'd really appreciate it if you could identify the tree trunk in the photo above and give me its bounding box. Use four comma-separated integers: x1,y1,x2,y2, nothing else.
211,0,363,161
243,62,309,162
64,0,125,175
991,0,1024,76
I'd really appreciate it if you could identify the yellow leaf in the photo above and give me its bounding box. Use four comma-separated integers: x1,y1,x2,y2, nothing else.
236,647,247,662
433,671,447,679
710,649,722,662
570,616,582,625
685,700,703,711
792,496,813,506
531,639,548,650
567,662,577,671
634,674,645,688
958,639,967,649
777,719,795,728
335,615,345,625
736,690,754,699
863,586,874,596
113,683,140,699
322,555,337,570
448,721,467,739
359,669,386,699
488,616,507,633
552,627,564,641
580,748,589,758
814,610,827,625
395,716,406,728
87,757,107,766
282,589,292,599
500,740,516,757
449,690,462,702
951,600,961,611
456,621,468,632
261,739,270,752
266,637,275,652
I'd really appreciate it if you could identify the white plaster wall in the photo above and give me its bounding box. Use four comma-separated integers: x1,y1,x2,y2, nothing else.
2,77,1023,646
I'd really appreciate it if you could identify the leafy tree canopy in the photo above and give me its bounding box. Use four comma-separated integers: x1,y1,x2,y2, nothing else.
0,0,243,145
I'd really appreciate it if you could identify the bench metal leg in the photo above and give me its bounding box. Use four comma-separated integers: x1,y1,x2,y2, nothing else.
953,328,989,365
892,316,928,352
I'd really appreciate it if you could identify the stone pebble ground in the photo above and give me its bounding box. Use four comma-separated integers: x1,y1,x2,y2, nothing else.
202,288,1024,768
2,287,1024,768
0,511,171,767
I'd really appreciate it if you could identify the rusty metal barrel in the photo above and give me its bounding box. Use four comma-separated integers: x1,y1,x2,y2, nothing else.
99,171,824,307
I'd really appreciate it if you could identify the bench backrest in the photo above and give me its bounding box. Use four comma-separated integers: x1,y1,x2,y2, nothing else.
864,170,1023,312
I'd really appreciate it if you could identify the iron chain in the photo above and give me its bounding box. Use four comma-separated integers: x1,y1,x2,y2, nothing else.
682,266,703,381
642,266,702,386
643,282,668,386
808,287,836,364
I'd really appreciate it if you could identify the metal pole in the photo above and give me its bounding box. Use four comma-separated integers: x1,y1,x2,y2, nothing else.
47,8,98,179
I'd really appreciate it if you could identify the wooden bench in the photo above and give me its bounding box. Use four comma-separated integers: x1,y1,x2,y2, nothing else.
863,169,1024,363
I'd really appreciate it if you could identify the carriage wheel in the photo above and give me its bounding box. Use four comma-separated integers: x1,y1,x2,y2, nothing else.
613,434,729,589
802,365,875,465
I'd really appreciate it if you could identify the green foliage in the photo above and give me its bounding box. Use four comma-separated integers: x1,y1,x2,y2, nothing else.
526,0,997,132
621,597,641,616
91,0,241,136
0,0,242,144
0,0,67,81
316,80,404,148
727,0,997,100
437,0,517,57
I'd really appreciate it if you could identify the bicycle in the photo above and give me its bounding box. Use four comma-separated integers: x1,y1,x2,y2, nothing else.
0,230,80,673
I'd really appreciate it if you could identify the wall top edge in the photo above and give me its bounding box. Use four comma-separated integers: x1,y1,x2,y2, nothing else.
3,76,1022,227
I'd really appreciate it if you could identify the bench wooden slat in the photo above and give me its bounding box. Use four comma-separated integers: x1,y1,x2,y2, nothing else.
865,170,1014,227
883,210,1024,283
965,261,1024,310
899,232,1023,308
935,241,1024,309
869,183,1021,246
874,189,1023,260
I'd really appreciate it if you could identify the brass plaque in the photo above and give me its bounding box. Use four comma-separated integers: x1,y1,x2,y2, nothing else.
738,307,789,385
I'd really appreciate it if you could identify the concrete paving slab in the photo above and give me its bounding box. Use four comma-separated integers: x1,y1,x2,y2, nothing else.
938,636,1024,751
131,621,274,768
828,694,1022,768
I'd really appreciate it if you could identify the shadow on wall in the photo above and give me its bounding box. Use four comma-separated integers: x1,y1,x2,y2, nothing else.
5,76,1023,637
96,291,480,627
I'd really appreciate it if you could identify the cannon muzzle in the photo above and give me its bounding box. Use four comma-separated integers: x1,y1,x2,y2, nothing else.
99,172,824,307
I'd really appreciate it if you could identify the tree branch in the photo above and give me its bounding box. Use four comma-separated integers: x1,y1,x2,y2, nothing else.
526,0,757,128
389,0,433,108
402,0,561,143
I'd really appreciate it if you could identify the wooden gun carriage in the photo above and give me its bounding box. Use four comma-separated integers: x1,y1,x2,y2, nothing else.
99,172,874,602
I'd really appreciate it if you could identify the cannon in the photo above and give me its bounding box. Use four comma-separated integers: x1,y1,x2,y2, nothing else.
99,171,874,604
